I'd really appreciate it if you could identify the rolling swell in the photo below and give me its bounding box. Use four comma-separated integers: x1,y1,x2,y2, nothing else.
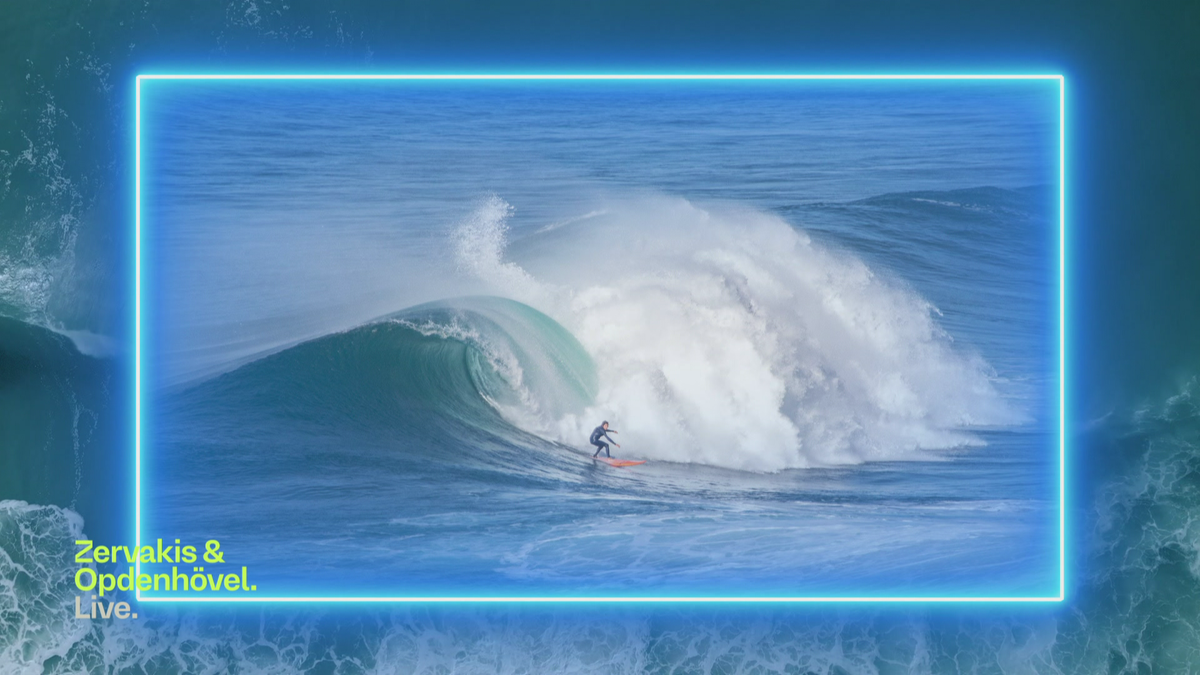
164,296,597,470
0,317,114,520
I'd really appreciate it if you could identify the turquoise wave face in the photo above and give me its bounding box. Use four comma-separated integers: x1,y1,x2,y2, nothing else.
382,296,599,430
159,296,597,469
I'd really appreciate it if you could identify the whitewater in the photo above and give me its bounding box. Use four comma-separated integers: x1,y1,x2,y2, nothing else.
446,193,1021,471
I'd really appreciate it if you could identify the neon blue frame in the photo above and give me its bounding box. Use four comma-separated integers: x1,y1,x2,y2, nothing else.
135,73,1066,603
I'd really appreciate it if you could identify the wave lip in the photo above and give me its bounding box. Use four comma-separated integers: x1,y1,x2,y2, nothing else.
385,296,599,433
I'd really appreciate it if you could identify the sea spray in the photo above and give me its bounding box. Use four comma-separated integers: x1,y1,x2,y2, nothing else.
452,194,1023,471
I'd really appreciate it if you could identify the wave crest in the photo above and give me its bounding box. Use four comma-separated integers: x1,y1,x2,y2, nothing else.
453,194,1023,471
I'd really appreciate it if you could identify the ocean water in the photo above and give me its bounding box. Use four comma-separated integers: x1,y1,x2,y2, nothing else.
132,83,1059,597
5,386,1200,672
3,1,1200,673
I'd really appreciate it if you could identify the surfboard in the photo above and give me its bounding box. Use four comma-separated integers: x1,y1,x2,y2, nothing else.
592,457,646,467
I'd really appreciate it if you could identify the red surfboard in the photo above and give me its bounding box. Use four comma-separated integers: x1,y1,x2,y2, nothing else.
592,457,646,467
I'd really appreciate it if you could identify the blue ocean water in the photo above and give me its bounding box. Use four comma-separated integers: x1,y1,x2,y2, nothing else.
3,2,1199,672
133,82,1060,597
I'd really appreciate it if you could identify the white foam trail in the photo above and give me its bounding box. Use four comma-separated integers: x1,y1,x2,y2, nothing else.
51,327,119,358
536,209,609,233
453,194,1022,472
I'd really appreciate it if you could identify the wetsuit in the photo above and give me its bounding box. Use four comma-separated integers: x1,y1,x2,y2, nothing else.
590,425,617,458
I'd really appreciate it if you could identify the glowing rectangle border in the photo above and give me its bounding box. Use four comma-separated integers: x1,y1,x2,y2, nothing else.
134,73,1066,603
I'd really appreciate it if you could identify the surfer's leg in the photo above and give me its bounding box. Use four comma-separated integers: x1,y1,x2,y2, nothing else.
592,441,605,457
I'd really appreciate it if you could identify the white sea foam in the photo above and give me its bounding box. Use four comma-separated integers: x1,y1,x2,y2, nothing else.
452,194,1023,471
0,501,93,672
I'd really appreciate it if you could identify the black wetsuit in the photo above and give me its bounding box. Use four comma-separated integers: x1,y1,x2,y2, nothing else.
590,425,617,457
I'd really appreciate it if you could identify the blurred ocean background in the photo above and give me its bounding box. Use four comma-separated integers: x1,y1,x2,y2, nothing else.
2,1,1198,673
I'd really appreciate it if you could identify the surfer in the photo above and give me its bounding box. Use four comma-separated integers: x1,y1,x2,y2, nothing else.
590,421,620,458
